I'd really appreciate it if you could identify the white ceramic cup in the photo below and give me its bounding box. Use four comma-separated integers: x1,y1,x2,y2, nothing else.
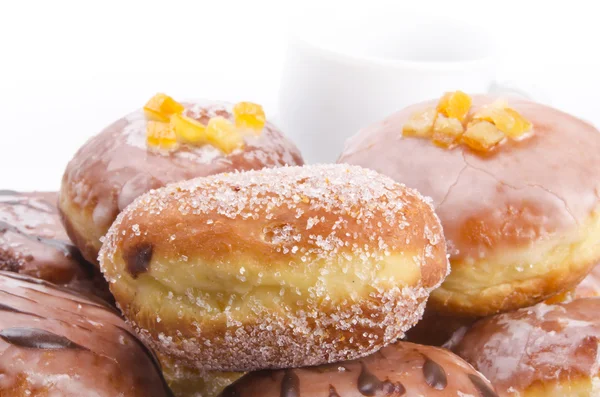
277,14,525,164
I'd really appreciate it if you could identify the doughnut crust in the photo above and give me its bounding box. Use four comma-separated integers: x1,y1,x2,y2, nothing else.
99,164,449,371
0,190,110,301
338,95,600,316
219,341,498,397
454,298,600,396
0,271,172,397
59,100,303,265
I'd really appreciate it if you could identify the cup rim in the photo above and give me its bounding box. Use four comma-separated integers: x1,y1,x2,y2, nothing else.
289,32,495,71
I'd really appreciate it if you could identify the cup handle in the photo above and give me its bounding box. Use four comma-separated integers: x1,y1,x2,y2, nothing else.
487,80,552,105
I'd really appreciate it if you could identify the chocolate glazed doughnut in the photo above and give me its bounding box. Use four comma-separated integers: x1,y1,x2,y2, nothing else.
218,341,498,396
454,298,600,396
0,190,110,301
99,164,449,372
339,94,600,317
59,99,303,265
0,271,172,396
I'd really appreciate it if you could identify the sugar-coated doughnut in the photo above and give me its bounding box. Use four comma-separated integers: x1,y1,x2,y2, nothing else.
0,190,110,301
453,298,600,396
0,271,172,396
158,353,243,397
218,341,498,397
99,164,449,371
59,99,303,265
339,94,600,316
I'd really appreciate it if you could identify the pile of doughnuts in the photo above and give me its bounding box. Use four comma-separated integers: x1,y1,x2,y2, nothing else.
2,91,600,396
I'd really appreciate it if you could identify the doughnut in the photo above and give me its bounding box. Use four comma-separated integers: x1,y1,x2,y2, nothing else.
338,92,600,316
0,270,172,396
59,94,303,265
0,190,110,301
158,354,243,397
99,164,449,371
453,297,600,396
218,341,498,397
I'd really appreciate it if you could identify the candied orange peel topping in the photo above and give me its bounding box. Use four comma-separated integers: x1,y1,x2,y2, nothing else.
233,102,266,133
146,121,179,151
142,93,264,154
206,116,244,154
170,113,207,145
143,93,185,122
437,90,472,122
402,92,533,152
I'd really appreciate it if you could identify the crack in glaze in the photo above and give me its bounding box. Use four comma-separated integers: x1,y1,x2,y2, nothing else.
459,152,578,226
437,162,469,209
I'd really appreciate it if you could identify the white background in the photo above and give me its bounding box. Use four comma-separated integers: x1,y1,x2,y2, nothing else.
0,0,598,190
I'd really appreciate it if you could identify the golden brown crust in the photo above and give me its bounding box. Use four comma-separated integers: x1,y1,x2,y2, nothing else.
99,164,449,371
219,341,498,397
59,100,303,265
0,191,111,301
453,298,600,396
0,271,172,397
338,95,600,316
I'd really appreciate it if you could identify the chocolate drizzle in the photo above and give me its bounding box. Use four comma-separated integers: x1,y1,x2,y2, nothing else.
123,242,153,278
328,385,340,397
0,327,85,350
280,369,300,397
382,380,406,395
0,302,42,318
468,374,499,397
357,361,382,396
422,357,447,390
0,220,96,277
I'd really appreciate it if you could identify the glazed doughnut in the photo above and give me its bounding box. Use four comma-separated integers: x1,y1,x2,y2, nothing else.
0,190,110,301
218,341,498,397
99,164,449,371
0,270,172,396
158,354,243,397
60,95,303,265
453,298,600,396
339,93,600,316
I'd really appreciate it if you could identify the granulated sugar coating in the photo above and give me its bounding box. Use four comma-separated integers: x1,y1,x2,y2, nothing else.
99,164,449,372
